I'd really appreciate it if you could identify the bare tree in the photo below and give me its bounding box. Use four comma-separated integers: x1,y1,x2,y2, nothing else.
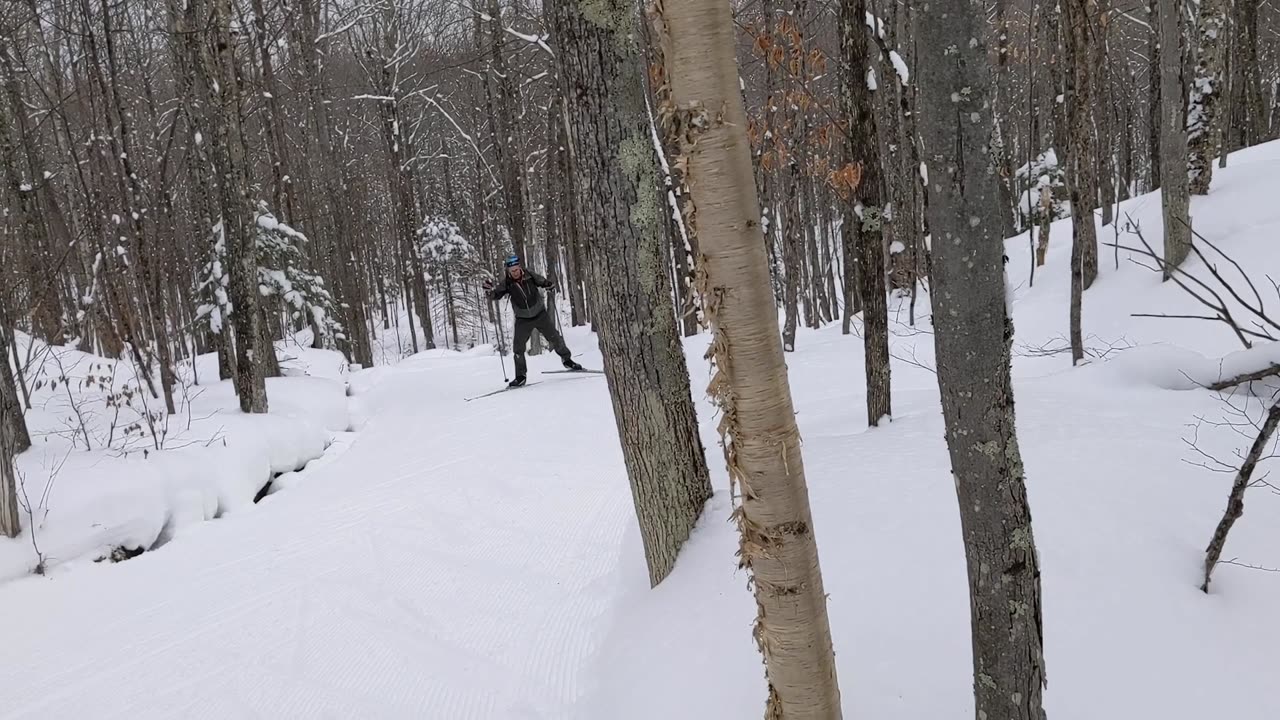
0,311,29,538
1201,398,1280,592
842,0,891,425
206,0,269,412
916,0,1048,717
1188,0,1228,195
1232,0,1267,147
1061,0,1101,363
1158,0,1192,276
653,0,843,715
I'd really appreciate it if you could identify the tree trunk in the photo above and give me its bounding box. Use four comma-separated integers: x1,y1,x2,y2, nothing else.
840,204,861,335
1062,0,1099,364
1200,399,1280,592
779,0,809,351
654,0,843,716
1147,0,1162,191
1095,9,1117,226
1188,0,1227,195
1158,0,1192,276
1234,0,1265,147
916,0,1048,717
487,0,529,259
0,360,22,539
207,0,268,413
1062,0,1099,288
1,268,31,539
992,0,1018,238
0,69,63,347
249,0,295,221
781,147,803,350
1218,27,1236,165
554,0,713,587
1119,84,1134,200
843,0,891,426
486,0,538,354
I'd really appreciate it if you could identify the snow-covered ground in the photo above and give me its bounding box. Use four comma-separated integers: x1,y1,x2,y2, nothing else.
1,335,351,584
2,142,1280,718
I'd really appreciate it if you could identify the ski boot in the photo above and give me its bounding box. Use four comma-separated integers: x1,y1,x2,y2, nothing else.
508,375,527,388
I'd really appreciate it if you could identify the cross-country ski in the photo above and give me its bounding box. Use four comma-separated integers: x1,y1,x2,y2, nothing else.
464,380,543,402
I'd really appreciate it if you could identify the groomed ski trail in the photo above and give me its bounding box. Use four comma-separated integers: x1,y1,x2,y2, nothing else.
0,342,635,720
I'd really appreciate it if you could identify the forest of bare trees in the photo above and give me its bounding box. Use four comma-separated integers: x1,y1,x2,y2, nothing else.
4,0,1280,715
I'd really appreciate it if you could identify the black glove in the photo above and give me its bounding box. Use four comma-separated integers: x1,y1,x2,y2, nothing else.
482,279,494,291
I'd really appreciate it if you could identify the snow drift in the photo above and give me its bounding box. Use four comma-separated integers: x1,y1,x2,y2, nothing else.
1,336,351,583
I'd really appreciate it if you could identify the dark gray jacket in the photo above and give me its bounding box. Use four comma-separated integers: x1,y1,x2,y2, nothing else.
489,271,554,319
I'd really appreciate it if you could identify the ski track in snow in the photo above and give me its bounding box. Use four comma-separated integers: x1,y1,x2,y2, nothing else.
0,351,633,720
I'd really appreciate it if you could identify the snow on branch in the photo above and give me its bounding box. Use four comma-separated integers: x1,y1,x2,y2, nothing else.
253,204,345,344
316,6,380,42
864,11,910,86
419,93,503,190
195,220,232,335
504,27,555,58
196,207,344,345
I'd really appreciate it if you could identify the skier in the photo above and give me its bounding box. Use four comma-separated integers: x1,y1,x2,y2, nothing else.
484,254,582,387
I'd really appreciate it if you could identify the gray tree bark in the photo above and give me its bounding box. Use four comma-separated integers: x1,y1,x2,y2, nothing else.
842,0,891,425
206,0,268,413
1095,8,1118,226
487,0,529,259
992,0,1018,238
1201,400,1280,592
779,1,806,353
1188,0,1227,195
1148,0,1163,190
1158,0,1192,276
916,0,1048,717
0,310,30,539
1062,0,1100,364
553,0,713,587
654,0,843,715
1233,0,1265,147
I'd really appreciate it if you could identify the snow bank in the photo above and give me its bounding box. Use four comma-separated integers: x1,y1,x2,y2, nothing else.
1,334,351,583
1099,341,1280,392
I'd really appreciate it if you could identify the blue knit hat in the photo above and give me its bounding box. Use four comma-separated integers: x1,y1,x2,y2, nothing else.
504,254,520,267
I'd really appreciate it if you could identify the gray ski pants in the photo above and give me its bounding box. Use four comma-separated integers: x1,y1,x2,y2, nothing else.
513,312,572,377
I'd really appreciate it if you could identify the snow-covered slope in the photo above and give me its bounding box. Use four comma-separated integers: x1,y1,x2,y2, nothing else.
583,140,1280,719
1,141,1279,719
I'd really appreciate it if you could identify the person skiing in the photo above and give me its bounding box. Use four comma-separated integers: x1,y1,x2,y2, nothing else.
484,254,582,387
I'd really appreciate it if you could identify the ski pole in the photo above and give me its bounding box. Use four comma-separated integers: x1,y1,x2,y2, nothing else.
493,296,508,382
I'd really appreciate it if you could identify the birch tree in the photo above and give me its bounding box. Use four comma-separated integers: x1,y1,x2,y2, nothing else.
653,0,842,715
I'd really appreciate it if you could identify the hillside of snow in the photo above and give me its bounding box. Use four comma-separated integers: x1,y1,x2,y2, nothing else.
1,141,1279,718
